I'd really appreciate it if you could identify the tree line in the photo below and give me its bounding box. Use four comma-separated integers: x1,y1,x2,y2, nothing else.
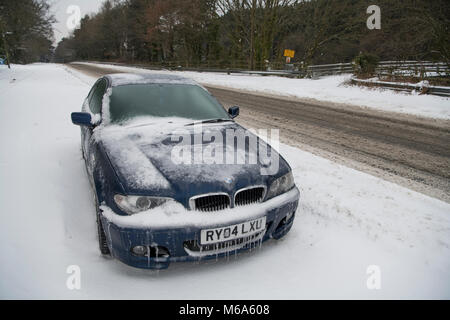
0,0,55,65
2,0,448,68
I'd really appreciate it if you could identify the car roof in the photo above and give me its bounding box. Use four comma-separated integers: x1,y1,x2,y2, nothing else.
104,73,199,87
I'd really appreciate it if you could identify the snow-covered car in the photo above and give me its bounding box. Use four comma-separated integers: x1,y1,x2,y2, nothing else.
71,73,300,269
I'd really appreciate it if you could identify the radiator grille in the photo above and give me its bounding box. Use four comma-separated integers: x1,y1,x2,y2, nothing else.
193,194,230,212
235,187,265,206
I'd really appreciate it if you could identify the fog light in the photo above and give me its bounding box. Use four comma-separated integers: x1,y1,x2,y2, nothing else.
155,246,170,258
132,245,147,256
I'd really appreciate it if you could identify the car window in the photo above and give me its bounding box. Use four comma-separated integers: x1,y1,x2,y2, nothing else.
89,79,107,115
108,84,230,123
87,80,99,101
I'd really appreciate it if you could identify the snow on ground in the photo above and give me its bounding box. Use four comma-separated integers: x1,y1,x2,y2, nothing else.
79,62,450,120
0,63,449,299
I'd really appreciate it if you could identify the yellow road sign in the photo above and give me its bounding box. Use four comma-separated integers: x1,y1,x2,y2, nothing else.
284,49,295,58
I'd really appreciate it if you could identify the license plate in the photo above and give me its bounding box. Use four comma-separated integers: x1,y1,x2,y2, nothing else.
200,217,267,245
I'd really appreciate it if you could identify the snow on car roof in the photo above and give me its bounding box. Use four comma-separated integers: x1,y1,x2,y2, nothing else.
105,73,199,87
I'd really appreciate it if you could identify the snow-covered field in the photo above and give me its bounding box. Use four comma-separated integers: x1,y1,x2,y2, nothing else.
0,63,449,299
78,62,450,120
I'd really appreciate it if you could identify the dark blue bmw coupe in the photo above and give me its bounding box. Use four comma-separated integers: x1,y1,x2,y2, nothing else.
71,73,300,269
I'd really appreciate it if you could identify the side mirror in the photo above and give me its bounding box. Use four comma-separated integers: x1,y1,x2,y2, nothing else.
228,106,240,119
71,112,93,127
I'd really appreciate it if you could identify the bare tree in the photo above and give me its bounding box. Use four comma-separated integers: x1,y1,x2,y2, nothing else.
217,0,297,69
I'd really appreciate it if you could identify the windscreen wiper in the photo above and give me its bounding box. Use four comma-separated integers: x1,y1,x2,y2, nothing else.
185,118,234,126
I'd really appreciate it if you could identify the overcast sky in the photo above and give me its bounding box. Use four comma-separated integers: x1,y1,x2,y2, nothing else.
49,0,104,45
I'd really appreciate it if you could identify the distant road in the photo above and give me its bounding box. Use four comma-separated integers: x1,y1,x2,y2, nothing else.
68,63,450,202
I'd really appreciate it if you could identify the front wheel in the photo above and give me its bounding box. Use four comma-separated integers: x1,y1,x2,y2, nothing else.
94,193,110,255
96,213,110,255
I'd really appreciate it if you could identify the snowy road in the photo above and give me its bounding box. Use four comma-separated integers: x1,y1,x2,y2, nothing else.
70,62,450,202
0,63,449,299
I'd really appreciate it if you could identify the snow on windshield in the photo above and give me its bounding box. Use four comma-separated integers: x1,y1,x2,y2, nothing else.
108,73,198,87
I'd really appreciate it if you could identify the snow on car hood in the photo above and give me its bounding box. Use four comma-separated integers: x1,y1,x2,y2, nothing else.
93,117,289,198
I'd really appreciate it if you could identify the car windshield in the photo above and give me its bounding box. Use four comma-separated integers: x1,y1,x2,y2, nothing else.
108,83,230,123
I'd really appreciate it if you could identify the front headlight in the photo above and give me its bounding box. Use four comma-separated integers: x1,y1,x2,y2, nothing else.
113,195,172,215
266,171,295,200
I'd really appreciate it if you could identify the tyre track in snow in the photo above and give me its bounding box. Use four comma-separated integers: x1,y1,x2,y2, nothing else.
68,63,450,202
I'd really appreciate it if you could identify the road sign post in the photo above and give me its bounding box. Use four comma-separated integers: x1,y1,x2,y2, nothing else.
284,49,295,65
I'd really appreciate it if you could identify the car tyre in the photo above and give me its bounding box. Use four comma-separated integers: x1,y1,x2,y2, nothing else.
96,213,110,255
94,193,110,255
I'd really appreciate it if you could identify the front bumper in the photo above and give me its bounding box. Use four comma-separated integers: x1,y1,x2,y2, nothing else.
100,187,300,269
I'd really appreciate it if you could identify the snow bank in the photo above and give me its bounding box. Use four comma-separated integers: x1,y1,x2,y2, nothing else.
76,62,450,120
0,63,449,299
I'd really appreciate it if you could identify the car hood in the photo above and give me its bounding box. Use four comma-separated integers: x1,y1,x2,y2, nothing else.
95,120,290,202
